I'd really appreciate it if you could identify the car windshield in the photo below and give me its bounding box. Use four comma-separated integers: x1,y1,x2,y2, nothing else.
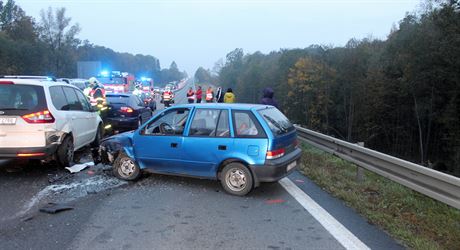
258,107,294,135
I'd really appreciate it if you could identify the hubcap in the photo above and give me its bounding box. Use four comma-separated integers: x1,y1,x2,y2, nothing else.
225,168,247,192
118,158,136,178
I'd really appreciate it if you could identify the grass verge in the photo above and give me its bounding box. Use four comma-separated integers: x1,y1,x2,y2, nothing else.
298,143,460,250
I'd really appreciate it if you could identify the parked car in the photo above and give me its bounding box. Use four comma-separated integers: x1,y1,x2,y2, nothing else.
0,77,103,167
98,103,301,196
105,93,153,133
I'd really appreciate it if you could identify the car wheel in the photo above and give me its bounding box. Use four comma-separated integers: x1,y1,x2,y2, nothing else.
113,153,141,181
91,124,103,147
220,162,253,196
56,135,74,167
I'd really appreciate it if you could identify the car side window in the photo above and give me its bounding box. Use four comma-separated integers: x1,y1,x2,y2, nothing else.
74,89,91,112
216,110,230,137
189,109,220,137
62,87,83,111
232,110,266,138
49,86,68,111
142,108,189,136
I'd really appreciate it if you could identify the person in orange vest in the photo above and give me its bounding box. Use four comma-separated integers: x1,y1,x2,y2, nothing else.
205,87,214,103
186,87,195,103
163,88,174,108
195,86,202,103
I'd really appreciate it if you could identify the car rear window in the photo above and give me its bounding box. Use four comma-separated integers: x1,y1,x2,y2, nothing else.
107,95,129,105
258,107,294,136
0,84,47,115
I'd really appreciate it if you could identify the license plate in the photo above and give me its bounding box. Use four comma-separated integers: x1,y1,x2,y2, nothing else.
0,117,17,125
287,161,297,171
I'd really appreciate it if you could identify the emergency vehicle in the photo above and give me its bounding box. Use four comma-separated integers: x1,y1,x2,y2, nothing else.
97,71,135,94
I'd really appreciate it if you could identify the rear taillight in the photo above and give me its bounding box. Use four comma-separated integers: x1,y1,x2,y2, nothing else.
17,152,45,157
22,110,55,123
266,148,285,159
0,81,14,84
120,107,133,113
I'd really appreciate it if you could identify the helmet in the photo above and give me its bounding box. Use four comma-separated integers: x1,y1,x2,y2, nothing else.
88,77,98,87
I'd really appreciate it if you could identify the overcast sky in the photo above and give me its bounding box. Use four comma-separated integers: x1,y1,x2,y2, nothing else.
16,0,420,75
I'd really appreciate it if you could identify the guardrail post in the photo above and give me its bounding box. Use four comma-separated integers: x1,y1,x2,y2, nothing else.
356,142,365,183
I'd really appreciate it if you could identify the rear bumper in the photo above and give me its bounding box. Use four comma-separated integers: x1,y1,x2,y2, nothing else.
249,148,302,185
0,144,59,159
106,117,138,131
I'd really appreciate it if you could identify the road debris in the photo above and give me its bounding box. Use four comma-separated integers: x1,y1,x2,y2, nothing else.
65,162,94,173
265,199,286,204
39,203,74,214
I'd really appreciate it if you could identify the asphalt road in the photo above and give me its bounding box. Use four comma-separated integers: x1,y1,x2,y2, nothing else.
0,79,404,250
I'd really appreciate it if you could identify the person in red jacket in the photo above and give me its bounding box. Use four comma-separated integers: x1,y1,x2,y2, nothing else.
186,87,195,103
195,86,202,103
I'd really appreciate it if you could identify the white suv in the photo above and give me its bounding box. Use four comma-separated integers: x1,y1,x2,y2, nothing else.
0,77,103,167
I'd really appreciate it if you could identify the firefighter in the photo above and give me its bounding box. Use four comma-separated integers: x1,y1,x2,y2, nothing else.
163,88,174,108
186,87,195,103
205,87,214,103
87,77,108,125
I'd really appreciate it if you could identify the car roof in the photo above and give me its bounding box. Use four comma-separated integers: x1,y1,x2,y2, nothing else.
172,103,274,111
0,78,80,89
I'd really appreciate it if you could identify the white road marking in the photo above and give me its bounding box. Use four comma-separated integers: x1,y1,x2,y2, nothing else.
279,177,370,250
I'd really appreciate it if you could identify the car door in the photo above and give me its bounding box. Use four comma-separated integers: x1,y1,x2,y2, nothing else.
231,110,268,166
61,86,87,149
133,108,190,173
74,88,98,144
182,108,233,178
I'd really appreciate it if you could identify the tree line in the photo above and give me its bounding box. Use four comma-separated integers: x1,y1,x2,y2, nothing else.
0,0,186,84
216,1,460,175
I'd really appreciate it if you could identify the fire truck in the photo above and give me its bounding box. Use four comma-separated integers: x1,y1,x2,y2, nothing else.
97,71,135,93
139,77,154,94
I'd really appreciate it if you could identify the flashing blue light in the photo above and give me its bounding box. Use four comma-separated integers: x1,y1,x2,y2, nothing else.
100,71,109,77
46,77,53,81
141,77,147,81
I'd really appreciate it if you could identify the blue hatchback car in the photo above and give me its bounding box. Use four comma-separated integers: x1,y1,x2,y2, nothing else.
99,103,302,196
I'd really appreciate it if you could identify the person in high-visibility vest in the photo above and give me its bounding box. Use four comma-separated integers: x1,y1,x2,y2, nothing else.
224,88,235,103
186,87,195,103
205,87,214,103
163,88,174,108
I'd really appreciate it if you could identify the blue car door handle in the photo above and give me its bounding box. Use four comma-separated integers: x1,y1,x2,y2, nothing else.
171,143,178,148
218,145,227,150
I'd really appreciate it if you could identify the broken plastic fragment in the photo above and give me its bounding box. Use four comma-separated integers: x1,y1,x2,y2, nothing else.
65,162,94,173
39,203,74,214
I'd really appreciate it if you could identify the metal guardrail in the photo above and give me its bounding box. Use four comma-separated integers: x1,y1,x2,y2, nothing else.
295,125,460,210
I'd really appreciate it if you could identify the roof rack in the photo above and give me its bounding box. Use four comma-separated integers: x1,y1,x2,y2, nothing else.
0,75,57,81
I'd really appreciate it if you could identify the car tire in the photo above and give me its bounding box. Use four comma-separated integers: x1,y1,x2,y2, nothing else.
91,124,103,148
56,135,74,167
220,162,253,196
113,152,141,181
